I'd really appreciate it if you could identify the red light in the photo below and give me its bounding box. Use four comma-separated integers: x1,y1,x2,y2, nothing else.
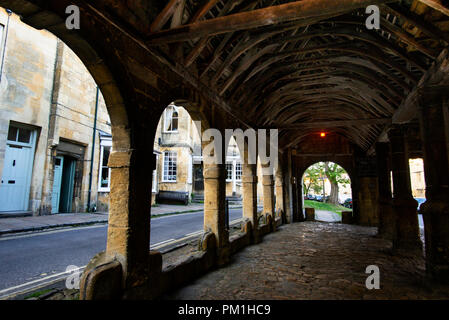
320,132,326,138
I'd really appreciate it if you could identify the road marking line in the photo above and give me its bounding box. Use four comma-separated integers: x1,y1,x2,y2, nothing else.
0,265,86,296
185,231,203,237
151,238,175,246
0,218,245,298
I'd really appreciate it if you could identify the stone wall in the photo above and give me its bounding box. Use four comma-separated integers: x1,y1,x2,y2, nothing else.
0,10,111,215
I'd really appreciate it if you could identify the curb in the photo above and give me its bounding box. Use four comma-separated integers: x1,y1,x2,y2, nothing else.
0,220,108,237
0,206,244,236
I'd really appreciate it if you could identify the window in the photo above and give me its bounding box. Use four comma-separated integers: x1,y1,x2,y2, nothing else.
152,153,158,193
164,104,179,132
0,24,4,71
98,140,112,192
235,162,242,181
7,125,32,144
187,155,193,184
226,162,233,181
163,151,177,182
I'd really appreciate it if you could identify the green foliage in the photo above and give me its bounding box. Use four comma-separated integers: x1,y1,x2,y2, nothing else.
303,164,323,195
304,200,350,216
303,162,351,204
323,162,350,186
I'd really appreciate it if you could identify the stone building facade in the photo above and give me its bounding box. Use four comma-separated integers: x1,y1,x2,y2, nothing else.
153,104,243,204
0,10,111,216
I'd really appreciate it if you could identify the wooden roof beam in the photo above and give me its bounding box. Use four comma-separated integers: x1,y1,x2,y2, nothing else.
146,0,396,44
382,3,449,44
150,0,184,32
417,0,449,17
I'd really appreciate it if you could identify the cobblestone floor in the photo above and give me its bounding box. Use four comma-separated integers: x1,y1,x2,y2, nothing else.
165,222,449,300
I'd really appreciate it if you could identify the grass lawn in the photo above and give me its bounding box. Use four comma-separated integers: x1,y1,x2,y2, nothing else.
304,200,351,216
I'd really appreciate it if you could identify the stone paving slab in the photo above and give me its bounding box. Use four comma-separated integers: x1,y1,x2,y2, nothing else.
165,222,449,300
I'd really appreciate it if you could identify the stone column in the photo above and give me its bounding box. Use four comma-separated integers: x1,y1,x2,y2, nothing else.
262,169,275,219
388,125,422,252
418,86,449,283
376,142,396,240
106,147,154,287
275,161,285,219
295,168,305,222
284,149,294,223
203,162,229,255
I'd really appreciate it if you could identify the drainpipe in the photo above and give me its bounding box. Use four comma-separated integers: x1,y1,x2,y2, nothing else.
87,86,99,212
0,9,13,83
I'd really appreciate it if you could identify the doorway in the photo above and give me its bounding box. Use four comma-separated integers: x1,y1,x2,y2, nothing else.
51,155,76,213
0,125,36,212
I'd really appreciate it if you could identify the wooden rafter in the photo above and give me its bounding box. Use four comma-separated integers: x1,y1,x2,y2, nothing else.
146,0,394,44
150,0,183,32
417,0,449,17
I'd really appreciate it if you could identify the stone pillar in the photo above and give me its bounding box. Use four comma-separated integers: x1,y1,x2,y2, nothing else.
106,147,154,288
376,142,396,241
296,169,305,222
262,170,275,219
357,177,379,226
418,86,449,283
203,162,229,258
388,125,422,252
283,149,294,224
275,161,285,219
242,161,258,240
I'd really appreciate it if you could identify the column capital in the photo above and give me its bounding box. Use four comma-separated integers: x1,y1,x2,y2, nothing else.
242,175,258,184
203,164,225,180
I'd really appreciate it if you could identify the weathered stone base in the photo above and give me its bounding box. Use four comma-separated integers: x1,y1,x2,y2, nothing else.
79,219,278,300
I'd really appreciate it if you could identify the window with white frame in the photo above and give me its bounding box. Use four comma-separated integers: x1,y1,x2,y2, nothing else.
164,104,179,132
226,162,233,181
0,24,5,62
235,162,242,181
98,139,112,192
163,151,177,182
152,154,158,192
187,154,193,184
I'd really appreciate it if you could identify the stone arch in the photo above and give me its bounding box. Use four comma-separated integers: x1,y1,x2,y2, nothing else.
298,159,354,222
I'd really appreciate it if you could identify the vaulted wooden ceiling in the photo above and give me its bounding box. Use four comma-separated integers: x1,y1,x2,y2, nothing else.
2,0,449,152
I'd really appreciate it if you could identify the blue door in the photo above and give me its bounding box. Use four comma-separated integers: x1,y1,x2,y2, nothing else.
51,156,64,214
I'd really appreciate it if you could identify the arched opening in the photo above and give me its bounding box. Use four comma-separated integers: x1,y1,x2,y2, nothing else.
409,158,426,244
302,161,352,222
150,102,206,258
0,7,131,295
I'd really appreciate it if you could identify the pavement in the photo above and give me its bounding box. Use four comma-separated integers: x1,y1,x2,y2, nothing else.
314,210,341,222
165,221,449,300
0,203,242,236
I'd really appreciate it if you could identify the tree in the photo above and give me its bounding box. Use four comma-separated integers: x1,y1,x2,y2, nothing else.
323,162,350,204
303,164,323,196
303,162,350,204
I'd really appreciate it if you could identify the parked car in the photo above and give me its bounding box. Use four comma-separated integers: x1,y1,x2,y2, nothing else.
315,195,323,202
415,198,426,213
343,198,352,209
305,194,315,200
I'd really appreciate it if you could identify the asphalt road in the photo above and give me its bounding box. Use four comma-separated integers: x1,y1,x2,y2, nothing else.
0,208,243,292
